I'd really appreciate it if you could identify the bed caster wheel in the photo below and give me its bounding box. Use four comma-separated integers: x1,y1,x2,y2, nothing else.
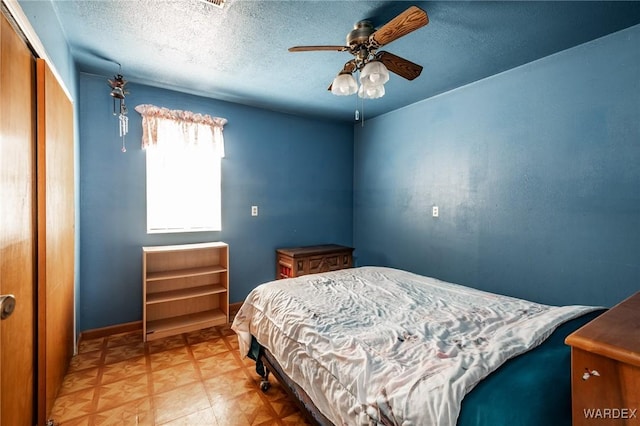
260,380,271,392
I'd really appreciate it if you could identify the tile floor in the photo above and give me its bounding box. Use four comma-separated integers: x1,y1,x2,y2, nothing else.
50,323,311,425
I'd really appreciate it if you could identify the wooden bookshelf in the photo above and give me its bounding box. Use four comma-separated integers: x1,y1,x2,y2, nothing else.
142,242,229,342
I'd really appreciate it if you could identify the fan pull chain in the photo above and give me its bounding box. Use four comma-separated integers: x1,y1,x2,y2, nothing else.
356,69,367,126
355,70,362,124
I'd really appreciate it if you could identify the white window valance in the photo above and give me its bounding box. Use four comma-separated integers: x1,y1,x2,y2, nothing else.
135,104,227,156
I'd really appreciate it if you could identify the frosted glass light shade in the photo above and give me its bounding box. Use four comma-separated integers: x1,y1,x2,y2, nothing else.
360,61,389,87
331,73,358,96
358,83,385,99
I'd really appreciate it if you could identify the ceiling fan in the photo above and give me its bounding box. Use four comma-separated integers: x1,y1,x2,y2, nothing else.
288,5,428,98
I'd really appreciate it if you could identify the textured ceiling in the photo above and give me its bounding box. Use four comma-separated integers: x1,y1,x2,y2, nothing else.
49,0,640,122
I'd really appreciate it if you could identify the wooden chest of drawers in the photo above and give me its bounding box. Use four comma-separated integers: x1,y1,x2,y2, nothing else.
276,244,354,279
565,292,640,425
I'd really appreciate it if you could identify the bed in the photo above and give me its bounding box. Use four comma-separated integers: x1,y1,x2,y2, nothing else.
231,266,602,426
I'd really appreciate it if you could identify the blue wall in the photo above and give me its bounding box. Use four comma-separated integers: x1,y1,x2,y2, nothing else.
79,74,353,331
354,25,640,308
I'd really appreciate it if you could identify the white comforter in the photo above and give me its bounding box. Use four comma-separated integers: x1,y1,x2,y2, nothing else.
231,266,595,426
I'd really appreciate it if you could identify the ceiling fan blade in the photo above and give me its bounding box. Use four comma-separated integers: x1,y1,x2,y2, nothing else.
376,51,423,80
369,6,428,48
289,45,349,52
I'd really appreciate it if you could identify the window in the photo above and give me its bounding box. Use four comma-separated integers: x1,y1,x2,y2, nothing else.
135,104,227,234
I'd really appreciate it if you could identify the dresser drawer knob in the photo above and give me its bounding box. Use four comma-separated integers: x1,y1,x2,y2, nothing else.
582,368,600,380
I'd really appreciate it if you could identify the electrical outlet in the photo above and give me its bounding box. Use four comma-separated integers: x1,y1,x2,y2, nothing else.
432,206,439,217
251,206,258,216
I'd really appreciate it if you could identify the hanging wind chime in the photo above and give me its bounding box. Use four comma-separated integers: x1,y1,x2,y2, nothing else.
108,68,129,152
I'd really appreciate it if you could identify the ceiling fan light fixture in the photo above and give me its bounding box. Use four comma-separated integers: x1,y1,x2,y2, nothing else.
331,73,358,96
360,61,389,87
358,83,385,99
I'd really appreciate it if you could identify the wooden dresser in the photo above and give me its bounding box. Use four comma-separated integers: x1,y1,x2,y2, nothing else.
565,292,640,425
276,244,354,279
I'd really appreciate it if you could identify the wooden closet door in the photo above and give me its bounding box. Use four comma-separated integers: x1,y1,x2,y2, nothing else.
0,12,37,426
36,59,75,424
